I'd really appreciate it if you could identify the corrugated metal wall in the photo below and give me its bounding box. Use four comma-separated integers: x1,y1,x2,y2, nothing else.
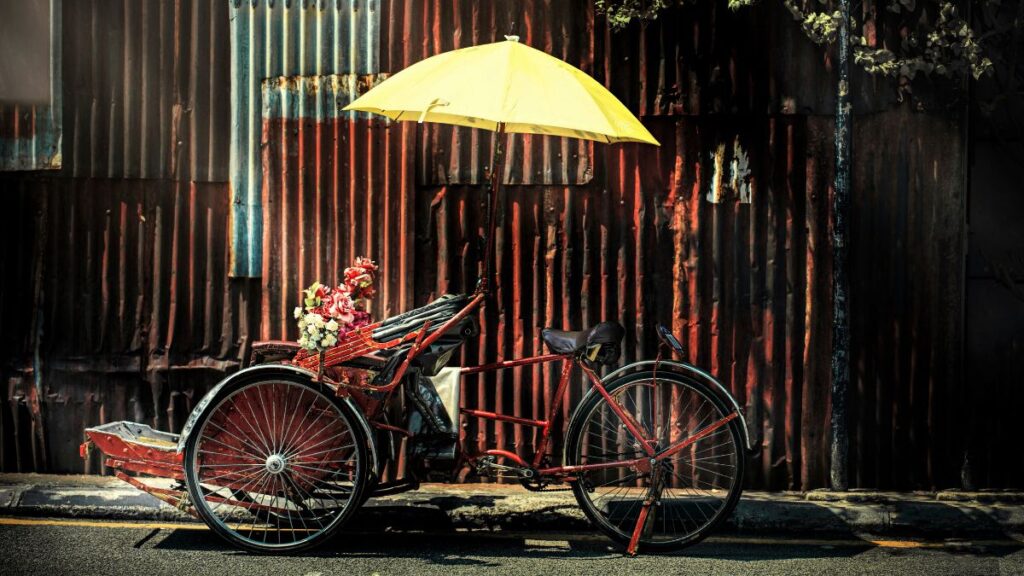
229,0,380,277
847,111,968,490
0,177,258,473
62,0,230,181
1,0,1011,490
0,0,256,474
259,73,418,333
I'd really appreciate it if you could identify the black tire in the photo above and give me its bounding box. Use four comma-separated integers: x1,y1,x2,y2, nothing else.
184,371,369,553
564,370,746,553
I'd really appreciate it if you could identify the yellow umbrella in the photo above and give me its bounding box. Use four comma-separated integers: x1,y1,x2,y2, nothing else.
344,36,658,292
343,36,658,145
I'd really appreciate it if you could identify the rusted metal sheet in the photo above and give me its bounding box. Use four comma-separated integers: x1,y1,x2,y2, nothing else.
0,0,61,171
251,1,976,490
410,115,836,489
0,176,258,473
60,0,229,181
259,74,415,338
230,0,381,277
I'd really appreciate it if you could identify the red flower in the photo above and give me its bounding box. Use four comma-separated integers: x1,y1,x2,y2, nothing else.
295,256,378,352
314,283,329,300
351,310,371,328
342,257,378,300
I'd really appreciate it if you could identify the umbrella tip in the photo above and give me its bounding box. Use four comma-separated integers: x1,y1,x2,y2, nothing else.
504,35,519,42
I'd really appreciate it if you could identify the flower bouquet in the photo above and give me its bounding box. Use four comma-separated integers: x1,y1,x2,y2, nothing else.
294,257,379,362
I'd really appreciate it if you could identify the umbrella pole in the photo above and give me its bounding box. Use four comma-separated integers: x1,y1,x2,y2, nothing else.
478,122,508,295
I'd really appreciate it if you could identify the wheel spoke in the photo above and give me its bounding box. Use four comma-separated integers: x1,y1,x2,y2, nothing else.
569,375,742,550
186,379,364,550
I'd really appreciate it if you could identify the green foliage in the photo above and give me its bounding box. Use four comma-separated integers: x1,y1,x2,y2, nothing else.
597,0,994,81
595,0,675,28
852,2,993,79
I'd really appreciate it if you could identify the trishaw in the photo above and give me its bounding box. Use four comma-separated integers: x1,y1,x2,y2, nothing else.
81,38,753,556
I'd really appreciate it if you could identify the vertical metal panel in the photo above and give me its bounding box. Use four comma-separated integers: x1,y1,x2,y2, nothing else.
414,116,835,489
0,176,258,473
58,0,229,181
1,0,245,474
616,2,900,118
847,110,968,490
230,0,381,277
259,74,414,339
0,0,62,171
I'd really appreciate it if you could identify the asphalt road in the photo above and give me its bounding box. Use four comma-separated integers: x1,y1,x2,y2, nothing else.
1,517,1023,576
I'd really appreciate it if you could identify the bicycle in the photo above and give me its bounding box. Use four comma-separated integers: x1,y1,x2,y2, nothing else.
84,287,751,556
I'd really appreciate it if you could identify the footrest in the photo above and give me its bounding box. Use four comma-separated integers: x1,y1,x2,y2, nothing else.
83,421,183,479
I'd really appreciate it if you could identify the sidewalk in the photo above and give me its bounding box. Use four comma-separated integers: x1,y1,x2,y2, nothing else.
2,473,1023,538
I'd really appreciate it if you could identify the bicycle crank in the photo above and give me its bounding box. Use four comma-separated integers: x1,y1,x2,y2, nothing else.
474,455,536,480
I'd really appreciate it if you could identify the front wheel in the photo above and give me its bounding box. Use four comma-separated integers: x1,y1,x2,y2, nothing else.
183,373,369,553
564,370,746,553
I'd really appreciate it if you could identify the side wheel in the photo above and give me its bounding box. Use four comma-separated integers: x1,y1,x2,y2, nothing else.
184,373,369,553
564,370,746,553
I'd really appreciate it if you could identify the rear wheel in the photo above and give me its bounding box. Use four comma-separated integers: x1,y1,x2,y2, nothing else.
184,373,369,553
564,370,745,553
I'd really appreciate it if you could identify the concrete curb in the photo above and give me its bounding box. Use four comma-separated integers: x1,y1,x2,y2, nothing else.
2,475,1023,537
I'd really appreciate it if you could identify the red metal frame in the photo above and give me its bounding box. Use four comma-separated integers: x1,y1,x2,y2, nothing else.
458,351,737,479
284,293,742,483
81,290,742,555
83,292,739,484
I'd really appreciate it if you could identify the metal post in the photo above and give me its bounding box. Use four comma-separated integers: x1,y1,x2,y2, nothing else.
830,0,852,491
479,122,508,294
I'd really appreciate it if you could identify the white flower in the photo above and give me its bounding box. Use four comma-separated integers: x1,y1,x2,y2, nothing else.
307,323,318,336
293,306,303,319
322,334,337,347
325,319,339,332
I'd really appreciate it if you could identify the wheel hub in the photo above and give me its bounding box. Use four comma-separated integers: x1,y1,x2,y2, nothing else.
265,453,287,475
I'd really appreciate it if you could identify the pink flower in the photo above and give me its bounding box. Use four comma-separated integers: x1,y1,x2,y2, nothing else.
321,291,355,324
295,257,378,352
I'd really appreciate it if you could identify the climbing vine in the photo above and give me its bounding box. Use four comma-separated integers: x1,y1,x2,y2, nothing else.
596,0,993,80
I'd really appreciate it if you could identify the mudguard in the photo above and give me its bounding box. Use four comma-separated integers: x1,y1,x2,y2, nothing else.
175,364,381,477
599,360,755,452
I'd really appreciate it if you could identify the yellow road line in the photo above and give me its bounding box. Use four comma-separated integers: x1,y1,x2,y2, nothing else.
0,517,208,531
867,540,932,549
0,517,1020,549
0,517,315,533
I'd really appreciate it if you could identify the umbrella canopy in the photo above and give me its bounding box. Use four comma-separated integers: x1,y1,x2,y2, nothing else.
343,36,658,146
345,37,657,294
